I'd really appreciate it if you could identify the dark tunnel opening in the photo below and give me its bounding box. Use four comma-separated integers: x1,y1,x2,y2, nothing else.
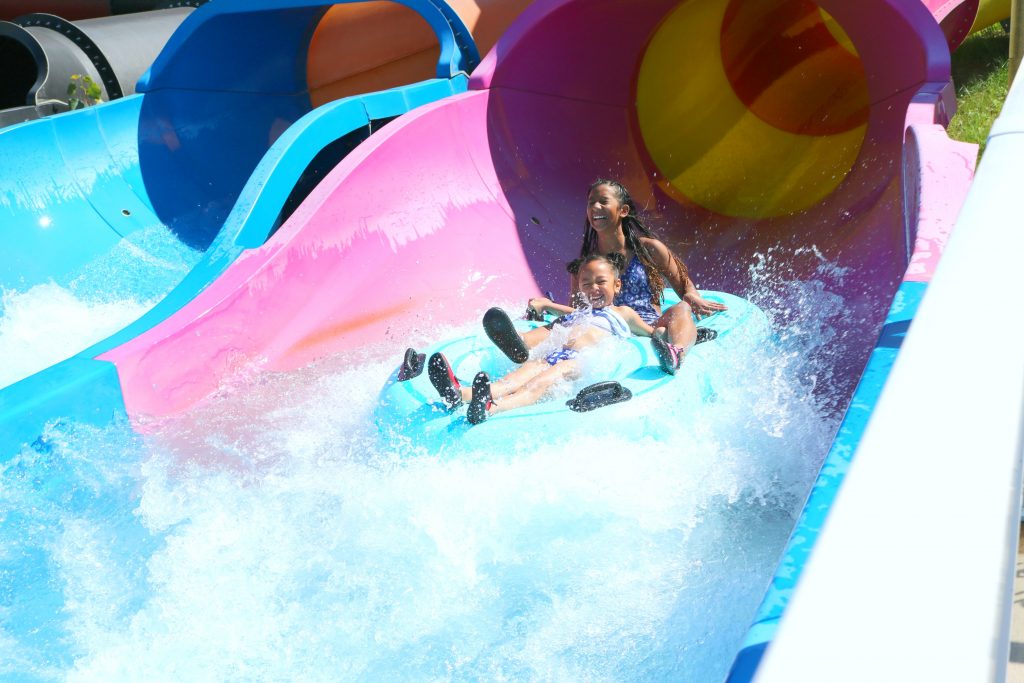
0,35,39,109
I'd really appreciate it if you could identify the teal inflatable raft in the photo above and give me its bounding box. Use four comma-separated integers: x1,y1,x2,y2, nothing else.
374,291,770,455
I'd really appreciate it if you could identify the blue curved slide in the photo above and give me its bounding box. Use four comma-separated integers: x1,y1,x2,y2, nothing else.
0,0,477,396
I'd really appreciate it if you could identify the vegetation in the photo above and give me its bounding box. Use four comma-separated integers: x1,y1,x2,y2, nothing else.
948,22,1011,158
66,74,103,110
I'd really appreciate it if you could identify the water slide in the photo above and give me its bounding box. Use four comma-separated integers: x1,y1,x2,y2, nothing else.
0,0,539,398
0,6,203,127
925,0,1011,50
1,1,525,126
754,57,1024,683
0,0,993,678
1,1,203,21
55,0,970,417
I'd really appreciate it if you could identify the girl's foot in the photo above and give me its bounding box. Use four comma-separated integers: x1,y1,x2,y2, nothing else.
466,372,493,425
398,347,425,381
483,307,529,363
651,335,683,375
696,327,718,344
428,352,463,410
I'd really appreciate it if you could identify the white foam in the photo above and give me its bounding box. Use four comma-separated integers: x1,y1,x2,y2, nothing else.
2,268,850,681
0,283,152,389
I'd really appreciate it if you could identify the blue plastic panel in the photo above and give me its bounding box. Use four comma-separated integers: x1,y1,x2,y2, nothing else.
139,0,479,93
727,280,928,682
138,88,311,248
0,357,128,461
1,0,478,292
0,97,153,289
0,75,468,464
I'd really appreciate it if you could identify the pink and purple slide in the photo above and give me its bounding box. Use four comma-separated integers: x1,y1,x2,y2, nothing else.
0,0,1005,678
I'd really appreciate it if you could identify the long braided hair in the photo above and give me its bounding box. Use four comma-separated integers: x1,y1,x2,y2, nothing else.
568,179,684,307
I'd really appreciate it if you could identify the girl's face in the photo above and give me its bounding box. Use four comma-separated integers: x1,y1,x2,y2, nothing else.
577,260,621,308
587,184,629,232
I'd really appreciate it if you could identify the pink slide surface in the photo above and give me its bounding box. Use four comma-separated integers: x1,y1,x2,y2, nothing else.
99,0,977,422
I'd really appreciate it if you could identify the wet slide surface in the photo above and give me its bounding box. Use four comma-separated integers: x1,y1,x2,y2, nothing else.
101,0,960,418
922,0,1009,50
0,0,982,678
0,0,524,400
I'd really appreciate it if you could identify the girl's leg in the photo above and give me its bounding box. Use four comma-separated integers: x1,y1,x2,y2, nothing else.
444,359,549,405
521,326,552,350
490,361,580,415
658,301,697,350
489,360,550,401
650,303,697,375
428,353,549,407
484,307,555,362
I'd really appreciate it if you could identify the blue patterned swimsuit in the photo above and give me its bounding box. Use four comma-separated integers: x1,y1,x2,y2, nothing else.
614,255,661,324
543,308,632,365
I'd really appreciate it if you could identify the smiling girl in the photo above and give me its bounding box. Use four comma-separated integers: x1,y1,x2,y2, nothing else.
488,179,726,375
428,254,657,425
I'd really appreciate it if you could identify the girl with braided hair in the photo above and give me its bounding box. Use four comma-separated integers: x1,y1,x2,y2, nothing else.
485,180,726,375
428,254,657,425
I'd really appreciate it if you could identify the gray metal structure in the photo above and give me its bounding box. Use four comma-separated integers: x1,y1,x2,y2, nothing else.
0,3,205,128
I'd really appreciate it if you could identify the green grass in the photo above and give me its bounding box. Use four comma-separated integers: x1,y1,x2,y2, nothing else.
948,22,1011,158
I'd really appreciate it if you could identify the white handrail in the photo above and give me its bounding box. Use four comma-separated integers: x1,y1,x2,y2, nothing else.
754,76,1024,681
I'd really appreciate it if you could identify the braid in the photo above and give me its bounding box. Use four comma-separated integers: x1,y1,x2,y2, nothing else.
573,179,666,306
578,220,598,259
622,216,665,306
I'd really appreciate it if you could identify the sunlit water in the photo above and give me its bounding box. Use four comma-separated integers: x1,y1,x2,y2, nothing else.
0,227,199,389
0,259,856,681
0,284,153,390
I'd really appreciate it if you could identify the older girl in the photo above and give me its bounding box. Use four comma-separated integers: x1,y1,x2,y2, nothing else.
488,179,726,374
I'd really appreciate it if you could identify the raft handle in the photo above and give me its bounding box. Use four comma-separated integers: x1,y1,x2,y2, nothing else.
566,380,632,413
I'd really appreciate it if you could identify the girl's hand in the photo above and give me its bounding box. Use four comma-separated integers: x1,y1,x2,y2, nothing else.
683,293,728,319
528,297,553,315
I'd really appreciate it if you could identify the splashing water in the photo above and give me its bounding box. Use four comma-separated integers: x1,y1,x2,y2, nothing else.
745,245,872,418
0,284,153,389
1,270,852,681
0,226,200,390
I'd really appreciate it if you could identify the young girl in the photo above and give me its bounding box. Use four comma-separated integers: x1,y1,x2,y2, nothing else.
429,254,658,425
487,179,726,375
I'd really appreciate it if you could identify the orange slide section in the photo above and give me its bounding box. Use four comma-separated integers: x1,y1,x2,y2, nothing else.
307,0,532,107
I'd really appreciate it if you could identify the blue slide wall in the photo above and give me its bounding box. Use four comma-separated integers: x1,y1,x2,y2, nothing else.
0,0,479,456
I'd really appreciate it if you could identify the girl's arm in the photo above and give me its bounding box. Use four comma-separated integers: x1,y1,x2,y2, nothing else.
641,238,727,318
528,296,575,317
616,306,656,337
522,272,581,318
